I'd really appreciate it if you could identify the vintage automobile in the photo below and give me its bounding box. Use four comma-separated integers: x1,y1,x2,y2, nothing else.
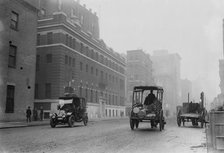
50,96,88,128
129,86,165,131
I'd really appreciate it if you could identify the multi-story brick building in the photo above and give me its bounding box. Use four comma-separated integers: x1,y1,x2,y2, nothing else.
126,49,154,106
151,50,181,117
35,0,126,119
0,0,38,121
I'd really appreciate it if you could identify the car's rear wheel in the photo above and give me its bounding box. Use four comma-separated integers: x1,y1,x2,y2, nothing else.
159,110,164,131
83,116,88,126
68,115,75,127
130,119,135,130
50,118,56,128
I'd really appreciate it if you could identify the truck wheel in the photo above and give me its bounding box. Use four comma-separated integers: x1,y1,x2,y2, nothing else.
68,115,75,127
50,118,56,128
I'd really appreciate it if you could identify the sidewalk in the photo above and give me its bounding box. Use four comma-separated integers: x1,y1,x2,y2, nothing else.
0,117,128,129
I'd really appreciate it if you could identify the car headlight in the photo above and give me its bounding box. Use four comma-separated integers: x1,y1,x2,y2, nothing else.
133,107,140,114
67,112,72,115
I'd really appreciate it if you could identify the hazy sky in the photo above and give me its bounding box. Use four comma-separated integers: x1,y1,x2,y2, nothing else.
82,0,224,101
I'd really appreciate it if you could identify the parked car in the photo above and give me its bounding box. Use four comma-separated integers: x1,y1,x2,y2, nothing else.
50,96,88,128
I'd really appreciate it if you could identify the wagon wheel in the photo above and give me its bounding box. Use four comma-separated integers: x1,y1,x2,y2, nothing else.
177,110,181,127
68,115,75,127
159,110,164,131
130,119,135,130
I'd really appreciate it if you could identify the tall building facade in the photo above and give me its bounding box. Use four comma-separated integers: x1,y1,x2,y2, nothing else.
126,49,154,106
151,50,181,117
0,0,38,121
35,0,126,118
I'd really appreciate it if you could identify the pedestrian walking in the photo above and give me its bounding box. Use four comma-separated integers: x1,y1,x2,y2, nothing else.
26,106,32,122
33,108,38,121
40,106,44,121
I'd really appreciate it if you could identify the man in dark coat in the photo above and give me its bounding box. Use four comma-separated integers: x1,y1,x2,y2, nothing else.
26,106,32,122
144,90,156,105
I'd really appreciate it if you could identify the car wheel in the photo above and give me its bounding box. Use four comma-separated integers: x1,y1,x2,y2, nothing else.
159,110,164,131
68,115,75,127
50,118,56,128
135,120,139,128
130,119,135,130
83,116,88,126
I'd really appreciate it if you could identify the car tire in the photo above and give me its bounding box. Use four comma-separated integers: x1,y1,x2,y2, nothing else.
135,120,139,128
83,116,88,126
50,118,56,128
68,115,75,127
130,119,135,130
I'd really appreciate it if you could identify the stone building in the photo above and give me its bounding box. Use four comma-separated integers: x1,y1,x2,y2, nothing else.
35,0,126,119
0,0,38,121
126,49,154,106
151,50,181,117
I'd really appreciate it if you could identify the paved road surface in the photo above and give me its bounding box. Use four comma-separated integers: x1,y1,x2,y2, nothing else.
0,118,207,153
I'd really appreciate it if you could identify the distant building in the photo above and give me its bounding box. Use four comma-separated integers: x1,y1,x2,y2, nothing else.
151,50,181,117
0,0,38,121
35,0,126,119
126,49,154,106
180,79,192,103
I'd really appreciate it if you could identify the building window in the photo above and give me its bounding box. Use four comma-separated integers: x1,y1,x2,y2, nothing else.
35,84,38,99
47,32,53,44
65,55,68,65
80,43,83,53
65,34,69,46
36,55,40,71
96,52,98,61
46,54,52,63
45,83,51,98
86,64,88,72
80,62,83,71
72,58,75,67
10,11,19,30
69,57,72,66
37,34,41,45
73,38,76,49
69,36,72,47
8,44,17,68
91,67,93,74
5,85,15,113
100,71,103,80
91,50,94,59
86,47,89,56
96,68,98,76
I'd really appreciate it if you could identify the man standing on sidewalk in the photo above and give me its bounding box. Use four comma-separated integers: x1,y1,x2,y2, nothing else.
26,106,32,122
